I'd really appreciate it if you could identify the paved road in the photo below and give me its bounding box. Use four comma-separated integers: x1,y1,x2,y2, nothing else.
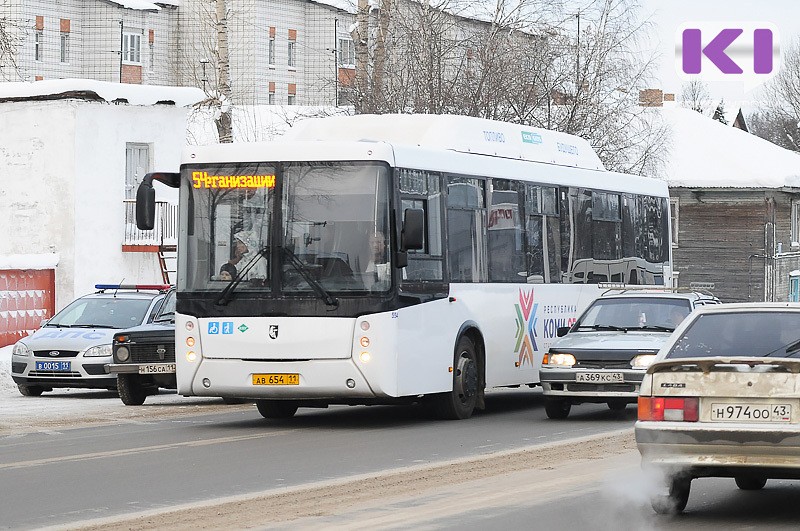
0,389,634,530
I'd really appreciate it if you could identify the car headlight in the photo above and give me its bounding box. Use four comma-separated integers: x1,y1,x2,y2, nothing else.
84,344,113,357
12,342,32,357
631,354,657,369
115,346,130,363
548,353,577,367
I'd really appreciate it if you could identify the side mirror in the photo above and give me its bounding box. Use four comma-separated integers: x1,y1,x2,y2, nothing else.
556,326,570,337
136,180,156,230
401,208,424,251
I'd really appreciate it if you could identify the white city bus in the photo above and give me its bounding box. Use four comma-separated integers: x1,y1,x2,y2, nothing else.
136,114,671,420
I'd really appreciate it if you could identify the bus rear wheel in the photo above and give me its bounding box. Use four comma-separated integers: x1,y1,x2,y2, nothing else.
431,336,479,420
256,400,299,419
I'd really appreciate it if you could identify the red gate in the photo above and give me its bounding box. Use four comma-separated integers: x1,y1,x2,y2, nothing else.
0,269,56,348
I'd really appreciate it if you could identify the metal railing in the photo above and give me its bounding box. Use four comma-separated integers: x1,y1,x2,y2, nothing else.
123,200,178,246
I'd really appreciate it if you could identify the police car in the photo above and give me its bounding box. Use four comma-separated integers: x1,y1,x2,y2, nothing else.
10,284,171,396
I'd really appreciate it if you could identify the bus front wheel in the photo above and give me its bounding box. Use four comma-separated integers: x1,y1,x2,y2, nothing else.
431,335,479,420
256,400,299,419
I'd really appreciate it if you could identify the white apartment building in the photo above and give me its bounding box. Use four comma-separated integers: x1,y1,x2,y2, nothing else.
3,0,357,107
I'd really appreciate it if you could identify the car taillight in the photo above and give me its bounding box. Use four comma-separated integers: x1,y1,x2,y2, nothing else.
638,396,698,422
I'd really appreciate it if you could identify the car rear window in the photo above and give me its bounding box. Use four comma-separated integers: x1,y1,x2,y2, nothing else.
666,311,800,359
47,297,153,329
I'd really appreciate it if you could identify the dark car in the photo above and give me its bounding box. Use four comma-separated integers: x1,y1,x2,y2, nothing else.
108,289,176,405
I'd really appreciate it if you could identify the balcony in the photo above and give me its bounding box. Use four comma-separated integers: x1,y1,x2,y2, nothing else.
122,200,178,251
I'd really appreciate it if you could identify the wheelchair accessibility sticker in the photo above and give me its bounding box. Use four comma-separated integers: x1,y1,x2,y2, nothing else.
208,321,235,334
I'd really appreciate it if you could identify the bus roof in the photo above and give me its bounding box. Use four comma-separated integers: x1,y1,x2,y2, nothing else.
282,114,606,172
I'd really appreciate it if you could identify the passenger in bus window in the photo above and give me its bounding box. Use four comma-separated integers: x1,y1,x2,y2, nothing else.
219,234,249,280
365,232,390,288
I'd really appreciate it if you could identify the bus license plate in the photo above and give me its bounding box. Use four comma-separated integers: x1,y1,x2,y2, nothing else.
139,364,176,374
710,403,791,422
576,372,623,383
35,360,71,372
252,373,300,385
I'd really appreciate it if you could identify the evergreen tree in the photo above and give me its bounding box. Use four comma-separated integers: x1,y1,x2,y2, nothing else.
712,100,728,125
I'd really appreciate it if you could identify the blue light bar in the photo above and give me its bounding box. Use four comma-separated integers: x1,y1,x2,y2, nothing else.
95,284,172,291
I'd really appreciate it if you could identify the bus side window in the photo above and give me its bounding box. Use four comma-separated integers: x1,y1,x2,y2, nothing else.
398,169,443,282
446,176,487,283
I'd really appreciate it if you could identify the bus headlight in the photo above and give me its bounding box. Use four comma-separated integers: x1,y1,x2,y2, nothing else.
631,354,656,369
186,351,197,362
359,351,371,363
548,353,576,367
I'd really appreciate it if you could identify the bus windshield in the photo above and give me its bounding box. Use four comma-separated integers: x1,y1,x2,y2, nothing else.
180,161,392,295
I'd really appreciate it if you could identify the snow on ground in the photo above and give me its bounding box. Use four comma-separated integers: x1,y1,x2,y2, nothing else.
0,345,250,435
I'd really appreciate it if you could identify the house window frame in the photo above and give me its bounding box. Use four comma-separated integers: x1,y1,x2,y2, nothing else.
287,40,296,68
670,197,680,247
122,31,142,65
287,94,296,105
337,37,355,67
34,31,43,61
268,37,275,67
60,32,69,63
792,199,800,244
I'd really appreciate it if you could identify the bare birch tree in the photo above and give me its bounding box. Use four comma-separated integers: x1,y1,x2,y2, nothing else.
351,0,668,176
0,0,24,81
680,80,711,114
750,37,800,152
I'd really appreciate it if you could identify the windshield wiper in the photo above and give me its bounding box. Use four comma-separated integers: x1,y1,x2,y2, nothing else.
282,247,339,308
215,246,270,306
575,324,628,332
636,325,675,332
71,324,117,329
764,338,800,358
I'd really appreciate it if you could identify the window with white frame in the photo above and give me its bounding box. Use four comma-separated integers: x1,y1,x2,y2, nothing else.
287,40,295,67
122,31,142,64
268,38,275,66
670,197,679,247
337,37,355,67
287,94,296,105
268,92,275,105
792,199,800,245
34,31,43,61
125,143,151,200
60,33,69,63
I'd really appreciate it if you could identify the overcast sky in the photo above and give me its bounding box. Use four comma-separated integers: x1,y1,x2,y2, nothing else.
638,0,800,111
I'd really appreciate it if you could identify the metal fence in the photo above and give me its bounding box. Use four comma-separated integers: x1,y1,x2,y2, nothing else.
123,200,178,246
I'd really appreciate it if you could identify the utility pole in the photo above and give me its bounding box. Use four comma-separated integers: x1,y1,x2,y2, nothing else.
575,11,580,97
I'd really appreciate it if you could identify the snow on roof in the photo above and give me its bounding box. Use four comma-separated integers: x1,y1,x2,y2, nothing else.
660,105,800,189
0,78,205,107
105,0,162,10
310,0,356,14
0,253,59,270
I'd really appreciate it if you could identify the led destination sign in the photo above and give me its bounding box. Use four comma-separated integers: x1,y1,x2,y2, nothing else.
192,171,276,189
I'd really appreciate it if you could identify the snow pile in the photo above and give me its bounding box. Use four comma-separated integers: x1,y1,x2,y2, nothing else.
0,253,59,270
